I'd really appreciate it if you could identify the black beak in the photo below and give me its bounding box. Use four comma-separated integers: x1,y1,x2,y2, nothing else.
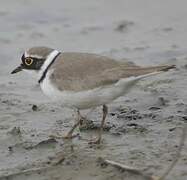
11,65,23,74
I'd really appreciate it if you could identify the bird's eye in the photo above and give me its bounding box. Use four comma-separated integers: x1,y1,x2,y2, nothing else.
25,58,33,66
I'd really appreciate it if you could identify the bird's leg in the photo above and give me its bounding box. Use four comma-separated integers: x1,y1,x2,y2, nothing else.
50,109,81,139
89,104,108,144
63,109,81,139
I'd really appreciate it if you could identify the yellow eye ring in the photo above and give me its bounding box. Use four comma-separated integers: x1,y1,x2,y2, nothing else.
25,58,33,66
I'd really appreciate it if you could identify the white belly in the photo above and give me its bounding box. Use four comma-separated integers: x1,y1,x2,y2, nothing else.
40,71,159,109
40,71,146,110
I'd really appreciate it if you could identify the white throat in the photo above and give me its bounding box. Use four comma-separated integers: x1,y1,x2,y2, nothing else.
23,50,59,82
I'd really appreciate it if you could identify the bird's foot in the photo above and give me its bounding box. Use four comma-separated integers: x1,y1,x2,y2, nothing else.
49,132,79,140
63,133,79,139
88,137,101,144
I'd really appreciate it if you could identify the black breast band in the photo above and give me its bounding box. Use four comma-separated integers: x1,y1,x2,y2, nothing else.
38,52,61,84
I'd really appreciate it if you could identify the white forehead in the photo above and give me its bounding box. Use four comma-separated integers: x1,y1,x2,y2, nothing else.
24,51,43,59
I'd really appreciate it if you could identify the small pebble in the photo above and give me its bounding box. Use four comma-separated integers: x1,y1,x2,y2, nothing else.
8,146,13,152
32,104,38,111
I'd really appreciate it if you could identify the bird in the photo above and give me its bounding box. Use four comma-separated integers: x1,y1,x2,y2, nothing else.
11,46,175,144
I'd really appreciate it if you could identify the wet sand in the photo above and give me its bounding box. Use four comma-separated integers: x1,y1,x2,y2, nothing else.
0,0,187,179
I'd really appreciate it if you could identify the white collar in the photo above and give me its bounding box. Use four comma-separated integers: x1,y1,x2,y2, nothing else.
38,50,60,83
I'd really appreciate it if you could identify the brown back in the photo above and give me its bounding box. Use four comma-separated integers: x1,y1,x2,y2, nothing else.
49,52,174,91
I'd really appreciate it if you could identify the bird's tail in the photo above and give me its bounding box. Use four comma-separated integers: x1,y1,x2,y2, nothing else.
129,64,176,81
141,64,176,73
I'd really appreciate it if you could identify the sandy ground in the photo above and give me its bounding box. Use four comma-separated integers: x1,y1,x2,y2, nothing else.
0,0,187,179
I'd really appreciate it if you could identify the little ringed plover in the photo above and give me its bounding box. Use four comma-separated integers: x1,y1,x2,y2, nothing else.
11,47,175,144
